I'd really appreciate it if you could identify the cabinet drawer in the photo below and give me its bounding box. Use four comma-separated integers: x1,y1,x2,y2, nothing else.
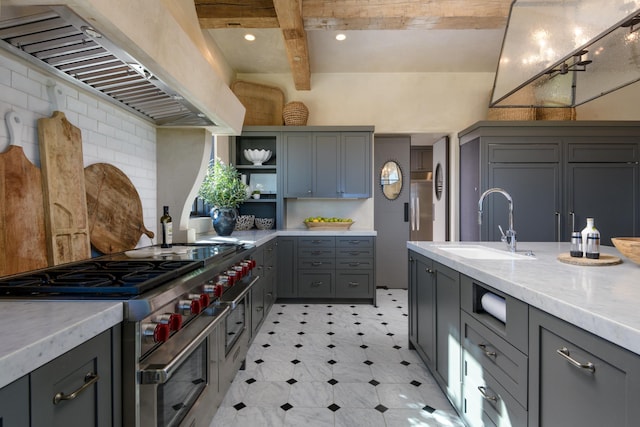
336,236,373,248
336,247,374,258
460,275,528,354
336,271,372,298
298,237,335,248
298,258,335,270
462,354,527,427
263,240,277,261
299,247,335,258
335,258,374,270
488,143,560,163
462,311,527,407
567,143,639,162
297,271,334,297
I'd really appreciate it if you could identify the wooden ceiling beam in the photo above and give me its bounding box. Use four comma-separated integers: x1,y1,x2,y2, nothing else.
195,0,279,29
273,0,311,90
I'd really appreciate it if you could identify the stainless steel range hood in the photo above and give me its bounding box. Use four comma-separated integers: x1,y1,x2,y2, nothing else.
0,3,243,131
491,0,640,108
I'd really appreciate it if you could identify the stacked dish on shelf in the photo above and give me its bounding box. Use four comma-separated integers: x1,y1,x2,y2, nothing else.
244,149,272,165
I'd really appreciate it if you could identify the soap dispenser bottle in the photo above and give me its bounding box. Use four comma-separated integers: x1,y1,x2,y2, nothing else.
581,218,599,258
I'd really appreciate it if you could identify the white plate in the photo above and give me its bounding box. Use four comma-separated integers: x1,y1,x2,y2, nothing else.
124,248,162,258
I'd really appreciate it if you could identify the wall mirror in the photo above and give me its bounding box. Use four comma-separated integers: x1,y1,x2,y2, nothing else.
380,160,403,200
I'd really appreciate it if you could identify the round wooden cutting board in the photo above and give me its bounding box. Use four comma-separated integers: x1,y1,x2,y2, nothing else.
84,163,154,254
557,253,622,266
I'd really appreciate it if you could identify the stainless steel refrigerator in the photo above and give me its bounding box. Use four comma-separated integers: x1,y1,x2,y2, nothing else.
410,174,433,241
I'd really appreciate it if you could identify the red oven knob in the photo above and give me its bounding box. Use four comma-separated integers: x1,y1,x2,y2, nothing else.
214,284,224,297
157,313,183,331
178,297,202,315
142,322,170,343
191,299,202,315
200,293,210,307
233,265,245,278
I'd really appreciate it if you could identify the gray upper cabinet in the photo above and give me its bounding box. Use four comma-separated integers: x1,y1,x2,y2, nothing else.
282,127,373,199
459,121,640,243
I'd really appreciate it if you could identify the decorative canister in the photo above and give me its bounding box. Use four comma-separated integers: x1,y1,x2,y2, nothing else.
282,101,309,125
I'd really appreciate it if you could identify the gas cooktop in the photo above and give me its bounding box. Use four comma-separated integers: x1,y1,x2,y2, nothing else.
0,243,242,298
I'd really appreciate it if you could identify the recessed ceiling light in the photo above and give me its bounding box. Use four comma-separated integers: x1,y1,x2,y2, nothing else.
336,33,346,41
244,33,256,41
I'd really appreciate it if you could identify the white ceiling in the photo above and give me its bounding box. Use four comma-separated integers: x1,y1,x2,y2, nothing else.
207,27,506,74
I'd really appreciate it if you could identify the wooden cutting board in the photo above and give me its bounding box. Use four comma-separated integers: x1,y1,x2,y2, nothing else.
38,111,91,265
0,112,48,276
84,163,154,254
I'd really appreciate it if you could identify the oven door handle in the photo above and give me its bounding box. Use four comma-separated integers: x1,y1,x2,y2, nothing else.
138,304,230,385
220,275,259,309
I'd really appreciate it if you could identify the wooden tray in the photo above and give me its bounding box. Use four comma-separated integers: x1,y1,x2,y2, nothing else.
231,80,284,126
304,221,354,230
557,253,622,266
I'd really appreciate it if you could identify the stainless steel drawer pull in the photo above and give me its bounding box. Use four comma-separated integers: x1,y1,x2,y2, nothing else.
312,262,323,266
477,386,498,402
53,372,99,404
311,281,323,287
478,343,497,358
556,347,596,373
348,281,359,287
349,262,361,267
348,240,362,245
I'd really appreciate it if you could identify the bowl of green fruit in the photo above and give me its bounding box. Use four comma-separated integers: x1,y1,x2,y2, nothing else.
303,216,354,230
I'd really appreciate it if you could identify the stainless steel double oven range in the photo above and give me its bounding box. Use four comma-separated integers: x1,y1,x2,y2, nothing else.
0,242,258,427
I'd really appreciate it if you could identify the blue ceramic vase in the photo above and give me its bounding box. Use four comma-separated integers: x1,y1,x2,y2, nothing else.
210,207,238,236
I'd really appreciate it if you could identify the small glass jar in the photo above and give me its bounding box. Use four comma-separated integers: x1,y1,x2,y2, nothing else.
585,233,600,259
570,232,582,257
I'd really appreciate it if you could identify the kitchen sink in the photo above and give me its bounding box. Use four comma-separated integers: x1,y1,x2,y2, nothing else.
437,245,535,260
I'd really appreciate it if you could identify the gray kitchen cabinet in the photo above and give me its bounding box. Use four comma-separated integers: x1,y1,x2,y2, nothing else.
0,376,29,426
411,147,433,172
278,236,375,303
283,128,373,198
250,246,266,337
459,121,640,243
30,328,116,427
407,250,460,406
276,237,297,298
262,238,277,312
529,306,640,427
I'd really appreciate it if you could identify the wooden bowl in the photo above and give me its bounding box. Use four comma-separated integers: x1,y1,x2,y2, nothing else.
611,237,640,265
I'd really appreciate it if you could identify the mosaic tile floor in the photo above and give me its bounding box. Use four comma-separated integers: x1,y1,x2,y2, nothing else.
209,288,465,427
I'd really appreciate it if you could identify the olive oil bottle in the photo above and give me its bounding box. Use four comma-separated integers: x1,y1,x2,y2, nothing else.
160,206,173,248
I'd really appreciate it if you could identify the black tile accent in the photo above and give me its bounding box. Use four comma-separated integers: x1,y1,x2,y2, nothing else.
273,321,280,324
387,333,395,336
262,343,271,348
268,331,276,335
300,321,307,324
233,402,246,411
328,403,341,412
327,313,333,316
328,359,337,365
295,344,303,348
245,378,256,384
281,403,293,411
350,305,356,308
369,380,380,386
381,322,388,325
327,305,333,308
303,312,308,315
397,306,403,309
328,379,339,385
354,322,361,325
393,345,402,350
410,380,422,387
423,405,436,414
327,321,334,325
327,344,336,348
375,404,388,413
357,332,364,336
291,359,301,365
287,378,297,385
392,299,397,302
363,360,373,365
400,360,410,366
352,313,359,316
298,332,305,335
360,344,368,349
304,305,310,307
377,313,384,316
277,312,284,315
255,359,264,364
403,313,408,317
327,332,335,336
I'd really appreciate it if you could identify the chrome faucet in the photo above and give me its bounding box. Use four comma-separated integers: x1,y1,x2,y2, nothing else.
478,188,517,252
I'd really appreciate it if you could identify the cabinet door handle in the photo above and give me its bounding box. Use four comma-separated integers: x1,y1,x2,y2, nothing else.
348,281,359,287
478,343,497,358
555,212,561,242
53,372,100,404
349,262,361,267
569,211,576,232
477,386,498,403
425,268,434,274
311,281,323,287
312,262,323,266
556,347,595,373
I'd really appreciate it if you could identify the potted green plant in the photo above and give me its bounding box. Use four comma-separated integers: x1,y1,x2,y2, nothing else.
198,158,247,236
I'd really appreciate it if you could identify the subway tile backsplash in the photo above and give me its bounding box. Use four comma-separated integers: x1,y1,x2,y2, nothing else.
0,50,158,243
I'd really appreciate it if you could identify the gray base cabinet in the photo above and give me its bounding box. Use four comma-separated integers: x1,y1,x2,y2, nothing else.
250,239,278,339
278,236,376,303
31,328,118,427
0,376,29,426
408,250,460,407
529,307,640,427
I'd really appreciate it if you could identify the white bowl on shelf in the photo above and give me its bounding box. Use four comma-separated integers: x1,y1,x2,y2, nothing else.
244,149,272,166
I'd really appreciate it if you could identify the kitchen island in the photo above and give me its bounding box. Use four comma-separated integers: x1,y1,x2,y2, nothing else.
408,241,640,427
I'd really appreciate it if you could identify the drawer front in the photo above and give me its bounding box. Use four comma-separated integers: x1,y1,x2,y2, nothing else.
462,311,528,407
567,143,639,163
263,240,277,261
488,143,560,163
297,271,334,298
298,258,335,270
335,271,372,298
462,356,527,427
336,247,374,258
335,236,373,248
461,274,528,354
298,237,335,248
335,258,374,270
299,247,336,258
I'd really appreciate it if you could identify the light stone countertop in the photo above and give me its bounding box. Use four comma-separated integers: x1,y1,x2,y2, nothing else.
407,241,640,355
196,228,377,247
0,301,123,389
